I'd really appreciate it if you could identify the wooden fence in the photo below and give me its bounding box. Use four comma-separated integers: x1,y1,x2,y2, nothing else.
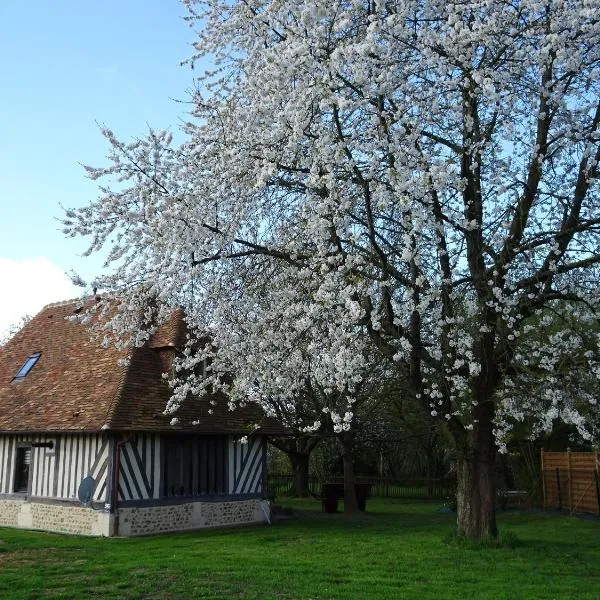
267,474,455,500
542,451,600,515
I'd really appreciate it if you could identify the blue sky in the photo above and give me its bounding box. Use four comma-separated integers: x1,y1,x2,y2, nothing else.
0,0,201,334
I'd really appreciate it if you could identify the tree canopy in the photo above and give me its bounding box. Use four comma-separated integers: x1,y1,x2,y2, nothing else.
64,0,600,537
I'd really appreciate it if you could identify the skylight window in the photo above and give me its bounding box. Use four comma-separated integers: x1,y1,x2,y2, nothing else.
13,352,41,380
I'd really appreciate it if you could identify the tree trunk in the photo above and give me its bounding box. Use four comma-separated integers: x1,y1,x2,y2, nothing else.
340,434,359,514
289,452,310,497
426,446,434,497
455,402,498,538
270,436,319,498
456,450,497,538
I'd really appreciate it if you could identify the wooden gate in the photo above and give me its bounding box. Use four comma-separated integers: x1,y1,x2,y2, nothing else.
542,451,600,515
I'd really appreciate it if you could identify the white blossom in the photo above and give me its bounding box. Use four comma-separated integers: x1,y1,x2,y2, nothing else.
65,0,600,521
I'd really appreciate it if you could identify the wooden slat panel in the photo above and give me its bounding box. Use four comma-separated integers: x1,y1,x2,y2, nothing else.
542,451,600,515
544,458,569,468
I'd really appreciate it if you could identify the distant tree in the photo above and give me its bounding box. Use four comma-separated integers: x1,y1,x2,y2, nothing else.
496,304,600,448
0,314,32,346
269,435,321,498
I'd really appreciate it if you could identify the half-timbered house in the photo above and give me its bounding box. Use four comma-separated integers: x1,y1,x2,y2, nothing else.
0,299,282,536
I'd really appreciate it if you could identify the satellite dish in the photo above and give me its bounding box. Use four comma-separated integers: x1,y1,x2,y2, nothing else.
77,476,96,505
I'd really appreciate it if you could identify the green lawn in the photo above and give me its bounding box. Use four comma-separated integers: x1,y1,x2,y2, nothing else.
0,499,598,599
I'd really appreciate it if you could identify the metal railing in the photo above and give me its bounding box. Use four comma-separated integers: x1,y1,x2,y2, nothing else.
267,474,455,500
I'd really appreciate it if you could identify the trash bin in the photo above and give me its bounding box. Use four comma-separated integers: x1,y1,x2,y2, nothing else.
322,483,344,513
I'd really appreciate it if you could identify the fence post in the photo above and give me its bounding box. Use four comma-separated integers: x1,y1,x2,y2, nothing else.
567,448,573,513
541,449,546,510
595,451,600,517
556,467,562,511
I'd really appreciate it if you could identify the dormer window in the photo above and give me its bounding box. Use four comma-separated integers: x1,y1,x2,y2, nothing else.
13,352,41,380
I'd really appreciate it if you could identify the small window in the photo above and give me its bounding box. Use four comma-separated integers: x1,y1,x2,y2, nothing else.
14,447,31,493
13,352,41,380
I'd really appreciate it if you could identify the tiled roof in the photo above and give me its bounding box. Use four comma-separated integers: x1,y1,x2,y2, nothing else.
147,307,187,348
0,299,285,435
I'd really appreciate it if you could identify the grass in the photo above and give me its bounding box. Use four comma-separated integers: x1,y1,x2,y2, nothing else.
0,499,599,599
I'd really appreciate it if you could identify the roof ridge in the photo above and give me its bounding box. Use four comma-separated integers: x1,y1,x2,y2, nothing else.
41,297,84,310
41,293,116,312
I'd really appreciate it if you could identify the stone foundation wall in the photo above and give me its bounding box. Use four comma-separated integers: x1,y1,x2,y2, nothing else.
0,498,113,536
28,503,113,536
117,499,269,536
0,497,269,537
0,499,23,527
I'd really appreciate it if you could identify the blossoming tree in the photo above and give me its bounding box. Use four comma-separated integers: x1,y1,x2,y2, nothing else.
65,0,600,538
